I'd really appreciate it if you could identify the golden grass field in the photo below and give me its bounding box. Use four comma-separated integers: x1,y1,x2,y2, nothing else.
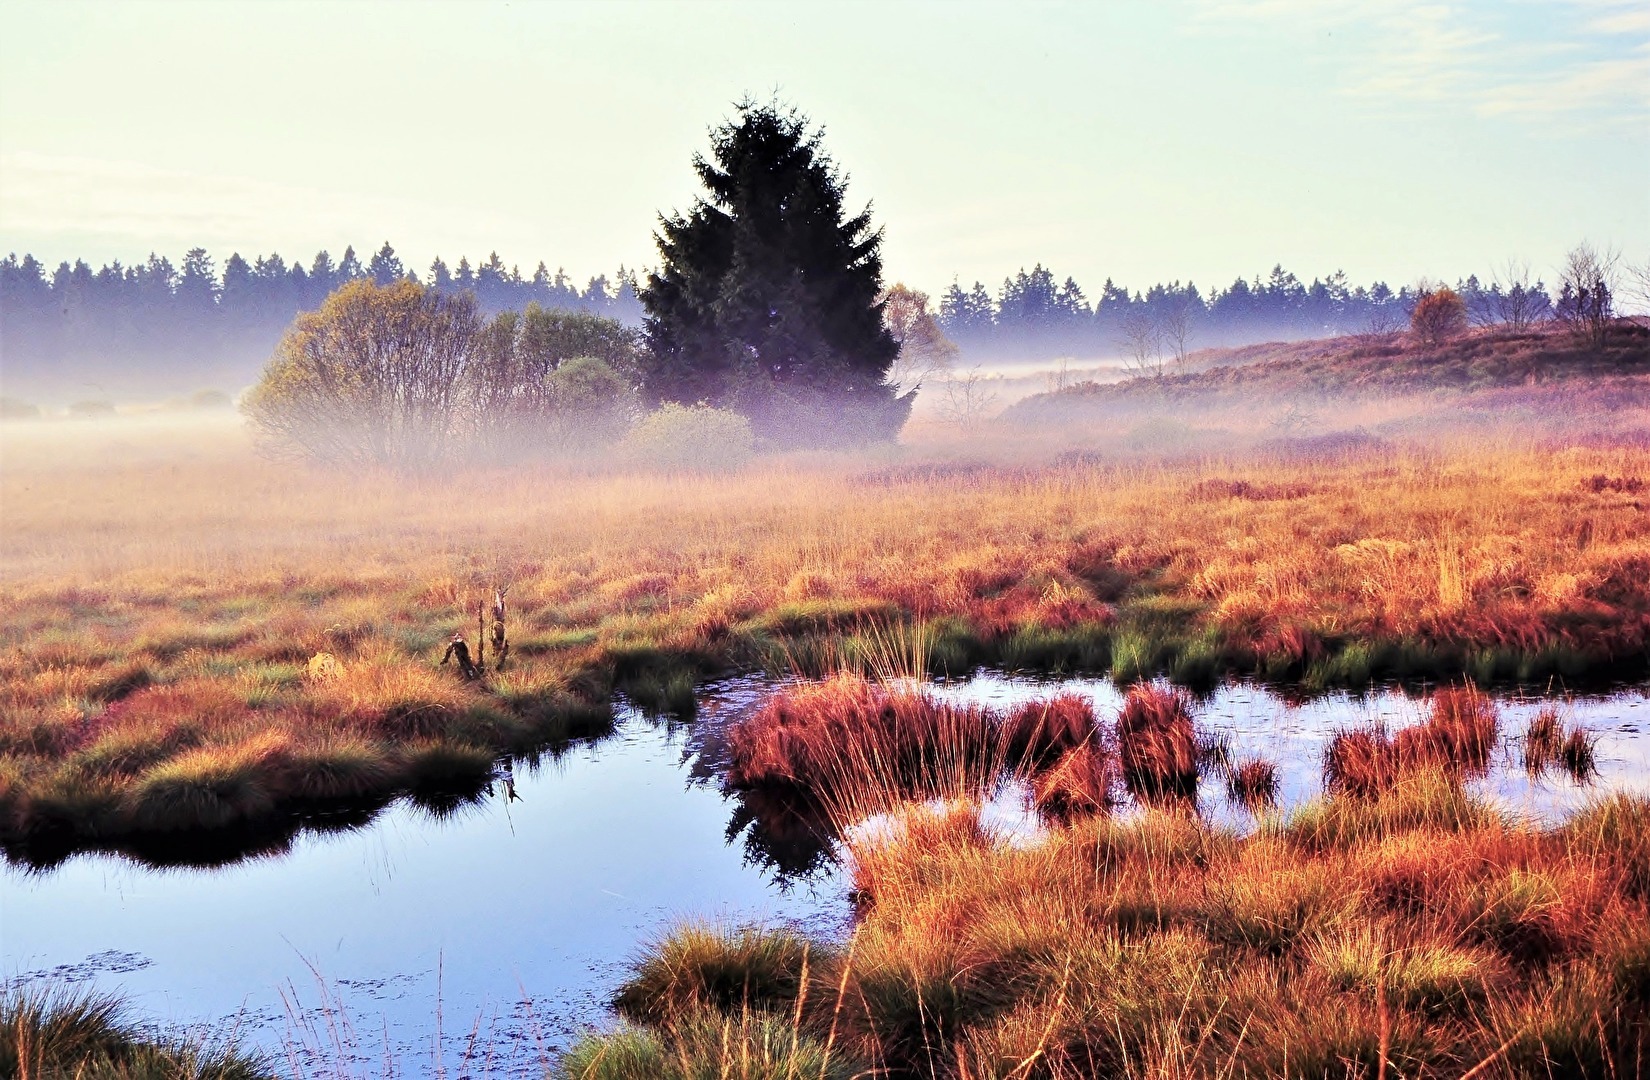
2,389,1649,858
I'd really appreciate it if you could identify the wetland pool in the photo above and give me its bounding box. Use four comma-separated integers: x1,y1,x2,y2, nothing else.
5,673,1647,1075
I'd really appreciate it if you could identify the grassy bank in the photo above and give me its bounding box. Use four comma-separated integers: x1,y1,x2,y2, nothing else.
565,789,1650,1079
563,675,1650,1080
3,399,1649,858
1009,324,1650,419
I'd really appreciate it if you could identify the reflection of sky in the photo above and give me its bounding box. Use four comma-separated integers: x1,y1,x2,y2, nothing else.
2,701,849,1076
5,673,1646,1076
929,674,1650,830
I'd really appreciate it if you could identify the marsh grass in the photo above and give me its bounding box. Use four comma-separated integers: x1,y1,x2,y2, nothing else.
1115,684,1199,801
582,772,1650,1078
722,675,1098,824
5,415,1650,856
0,981,272,1080
1325,687,1504,806
1227,756,1279,810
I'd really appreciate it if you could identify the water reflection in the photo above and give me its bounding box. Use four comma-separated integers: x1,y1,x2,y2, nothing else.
4,672,1647,1073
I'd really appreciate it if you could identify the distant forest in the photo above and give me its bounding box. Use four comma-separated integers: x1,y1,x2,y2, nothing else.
936,264,1552,359
0,239,1551,402
0,242,644,402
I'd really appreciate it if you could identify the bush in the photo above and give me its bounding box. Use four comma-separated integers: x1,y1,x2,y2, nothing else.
547,355,637,445
620,403,755,471
465,309,643,455
1411,288,1467,346
244,279,482,468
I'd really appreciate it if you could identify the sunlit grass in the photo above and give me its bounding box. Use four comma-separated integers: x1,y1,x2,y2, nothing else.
3,413,1649,853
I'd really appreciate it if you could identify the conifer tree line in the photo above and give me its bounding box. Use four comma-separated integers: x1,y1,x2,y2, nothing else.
936,263,1557,358
0,243,644,400
1,241,1562,401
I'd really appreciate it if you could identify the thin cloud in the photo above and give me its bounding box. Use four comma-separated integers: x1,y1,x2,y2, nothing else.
1188,0,1648,127
0,152,529,262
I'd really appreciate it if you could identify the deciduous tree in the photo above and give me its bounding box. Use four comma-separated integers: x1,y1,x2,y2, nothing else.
243,279,480,468
1556,241,1619,348
879,283,958,394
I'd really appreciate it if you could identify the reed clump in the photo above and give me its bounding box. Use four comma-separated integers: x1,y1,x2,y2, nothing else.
1326,686,1507,804
723,675,1101,820
1227,756,1279,809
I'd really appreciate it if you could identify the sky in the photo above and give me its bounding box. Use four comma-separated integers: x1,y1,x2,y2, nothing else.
1,0,1646,298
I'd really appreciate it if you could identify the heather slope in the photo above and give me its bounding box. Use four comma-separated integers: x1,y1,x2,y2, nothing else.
1006,325,1650,424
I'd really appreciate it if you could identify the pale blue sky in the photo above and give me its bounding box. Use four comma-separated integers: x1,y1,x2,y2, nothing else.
1,0,1645,296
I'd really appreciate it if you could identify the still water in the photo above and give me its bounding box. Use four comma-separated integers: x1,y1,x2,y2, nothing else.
4,674,1648,1075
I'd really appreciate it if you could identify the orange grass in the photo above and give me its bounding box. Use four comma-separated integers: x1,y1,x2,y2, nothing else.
1327,687,1504,801
591,783,1650,1078
4,412,1650,853
723,676,1100,821
1116,684,1200,801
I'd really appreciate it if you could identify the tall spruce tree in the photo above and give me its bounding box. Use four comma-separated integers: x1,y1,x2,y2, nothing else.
640,100,908,444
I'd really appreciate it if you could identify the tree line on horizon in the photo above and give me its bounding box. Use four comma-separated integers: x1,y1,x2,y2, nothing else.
0,243,645,400
935,262,1558,360
0,242,1561,402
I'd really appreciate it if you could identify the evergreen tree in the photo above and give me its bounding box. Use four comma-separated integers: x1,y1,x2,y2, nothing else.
221,253,253,312
337,246,364,282
309,251,338,299
640,99,906,444
177,248,216,309
369,242,404,286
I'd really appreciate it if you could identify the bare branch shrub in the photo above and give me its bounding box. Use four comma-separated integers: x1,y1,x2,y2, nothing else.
1476,258,1549,332
1158,295,1195,367
937,365,1001,427
1555,241,1619,348
1119,309,1167,378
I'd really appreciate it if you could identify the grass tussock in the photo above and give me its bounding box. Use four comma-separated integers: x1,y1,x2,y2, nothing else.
1227,757,1279,810
1325,685,1507,802
1115,684,1199,801
723,675,1101,820
0,981,273,1080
